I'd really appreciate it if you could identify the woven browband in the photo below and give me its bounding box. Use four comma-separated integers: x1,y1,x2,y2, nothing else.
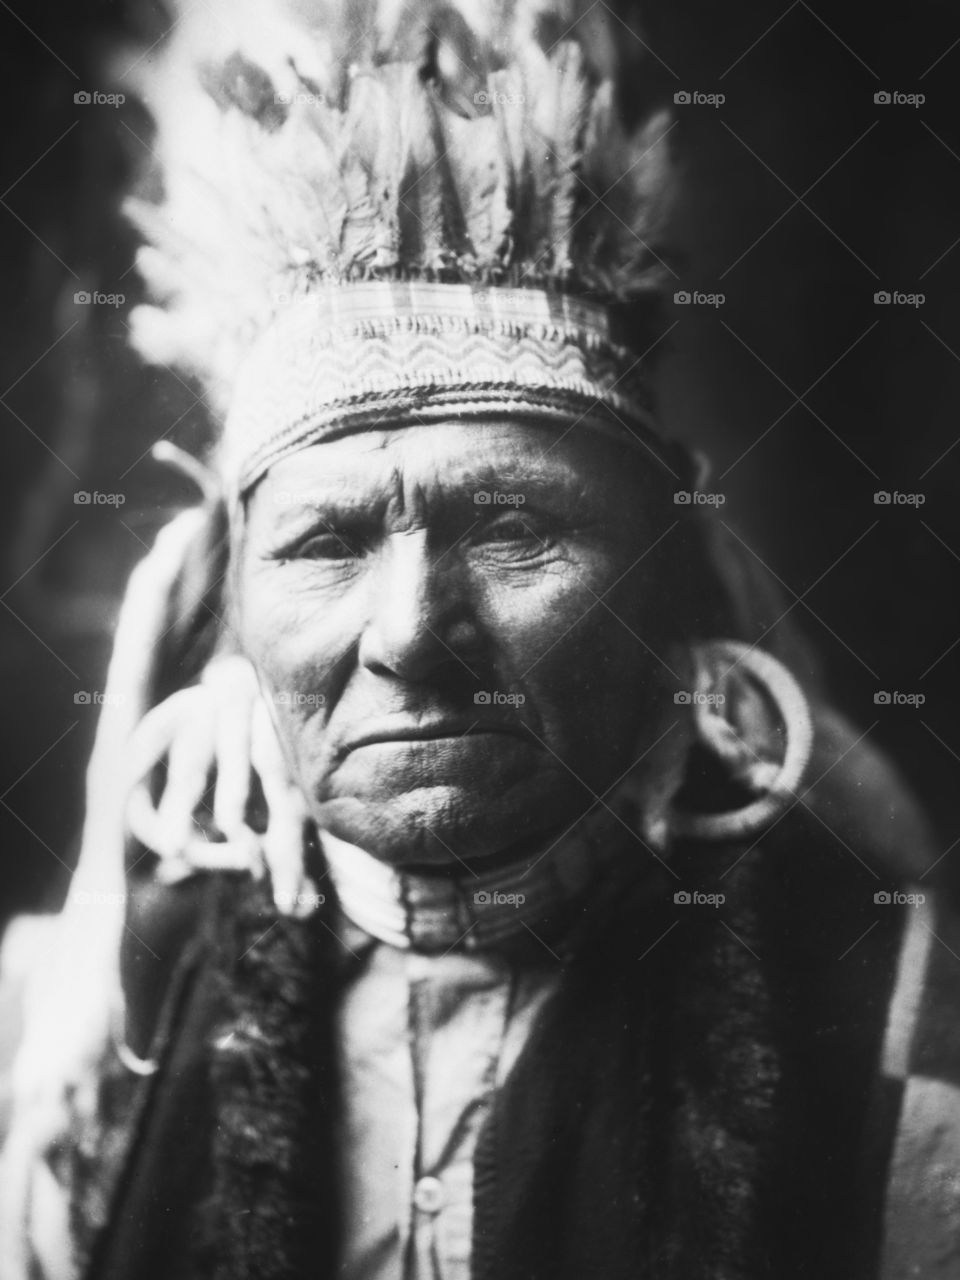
220,281,666,500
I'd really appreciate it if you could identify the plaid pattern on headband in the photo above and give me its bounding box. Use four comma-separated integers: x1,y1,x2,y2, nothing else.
220,281,670,500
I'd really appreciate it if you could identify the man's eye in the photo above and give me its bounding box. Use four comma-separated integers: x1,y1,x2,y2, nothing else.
482,516,541,543
296,531,365,560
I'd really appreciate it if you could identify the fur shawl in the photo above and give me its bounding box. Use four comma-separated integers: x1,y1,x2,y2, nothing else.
66,802,901,1280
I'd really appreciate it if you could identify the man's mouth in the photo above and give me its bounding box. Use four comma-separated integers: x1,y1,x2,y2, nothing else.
342,717,531,752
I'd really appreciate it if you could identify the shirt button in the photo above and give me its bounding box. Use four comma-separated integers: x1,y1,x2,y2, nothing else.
413,1175,445,1215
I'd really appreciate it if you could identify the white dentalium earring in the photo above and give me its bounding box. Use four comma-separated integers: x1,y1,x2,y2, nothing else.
669,639,814,844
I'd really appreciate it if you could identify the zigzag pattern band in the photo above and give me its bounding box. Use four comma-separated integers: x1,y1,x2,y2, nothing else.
221,282,665,499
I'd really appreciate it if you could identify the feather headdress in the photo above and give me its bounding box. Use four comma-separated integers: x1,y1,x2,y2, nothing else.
122,0,680,498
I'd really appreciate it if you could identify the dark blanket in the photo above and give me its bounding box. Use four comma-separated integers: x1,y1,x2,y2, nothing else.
68,795,904,1280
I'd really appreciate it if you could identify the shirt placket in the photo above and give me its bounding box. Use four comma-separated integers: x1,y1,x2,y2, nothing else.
403,953,514,1280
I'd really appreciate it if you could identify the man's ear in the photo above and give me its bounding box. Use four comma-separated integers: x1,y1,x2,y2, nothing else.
669,639,814,844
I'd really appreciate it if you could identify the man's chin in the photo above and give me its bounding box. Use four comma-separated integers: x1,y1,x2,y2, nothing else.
314,782,577,869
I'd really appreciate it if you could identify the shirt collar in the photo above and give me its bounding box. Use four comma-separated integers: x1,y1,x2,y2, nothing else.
320,791,659,956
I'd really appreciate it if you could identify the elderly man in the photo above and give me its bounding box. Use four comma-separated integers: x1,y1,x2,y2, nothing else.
0,3,945,1279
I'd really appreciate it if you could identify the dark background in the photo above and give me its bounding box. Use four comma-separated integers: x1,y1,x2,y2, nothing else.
0,0,957,924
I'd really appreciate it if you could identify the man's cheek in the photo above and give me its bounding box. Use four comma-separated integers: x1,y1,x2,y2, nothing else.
521,598,616,682
265,697,335,798
243,592,343,688
485,573,601,660
526,607,664,751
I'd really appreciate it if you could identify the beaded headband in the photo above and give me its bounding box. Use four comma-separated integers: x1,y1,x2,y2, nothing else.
221,280,669,499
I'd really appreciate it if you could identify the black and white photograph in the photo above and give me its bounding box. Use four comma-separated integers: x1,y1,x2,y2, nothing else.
0,2,958,1277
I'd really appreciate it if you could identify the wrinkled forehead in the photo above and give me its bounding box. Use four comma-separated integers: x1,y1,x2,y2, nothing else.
243,418,660,524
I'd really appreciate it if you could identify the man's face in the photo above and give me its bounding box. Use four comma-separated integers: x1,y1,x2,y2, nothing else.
235,421,681,867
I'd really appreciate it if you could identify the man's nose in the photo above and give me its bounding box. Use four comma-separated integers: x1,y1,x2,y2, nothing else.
358,531,480,683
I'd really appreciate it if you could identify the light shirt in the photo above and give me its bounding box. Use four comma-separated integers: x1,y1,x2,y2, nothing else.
335,941,559,1280
321,823,634,1280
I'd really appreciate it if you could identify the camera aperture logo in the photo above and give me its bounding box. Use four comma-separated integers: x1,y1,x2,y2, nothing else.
674,889,726,907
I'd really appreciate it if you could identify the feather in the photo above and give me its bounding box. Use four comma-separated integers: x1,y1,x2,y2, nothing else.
398,79,449,270
425,91,472,271
433,109,510,269
540,42,591,278
340,70,406,271
121,0,676,405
